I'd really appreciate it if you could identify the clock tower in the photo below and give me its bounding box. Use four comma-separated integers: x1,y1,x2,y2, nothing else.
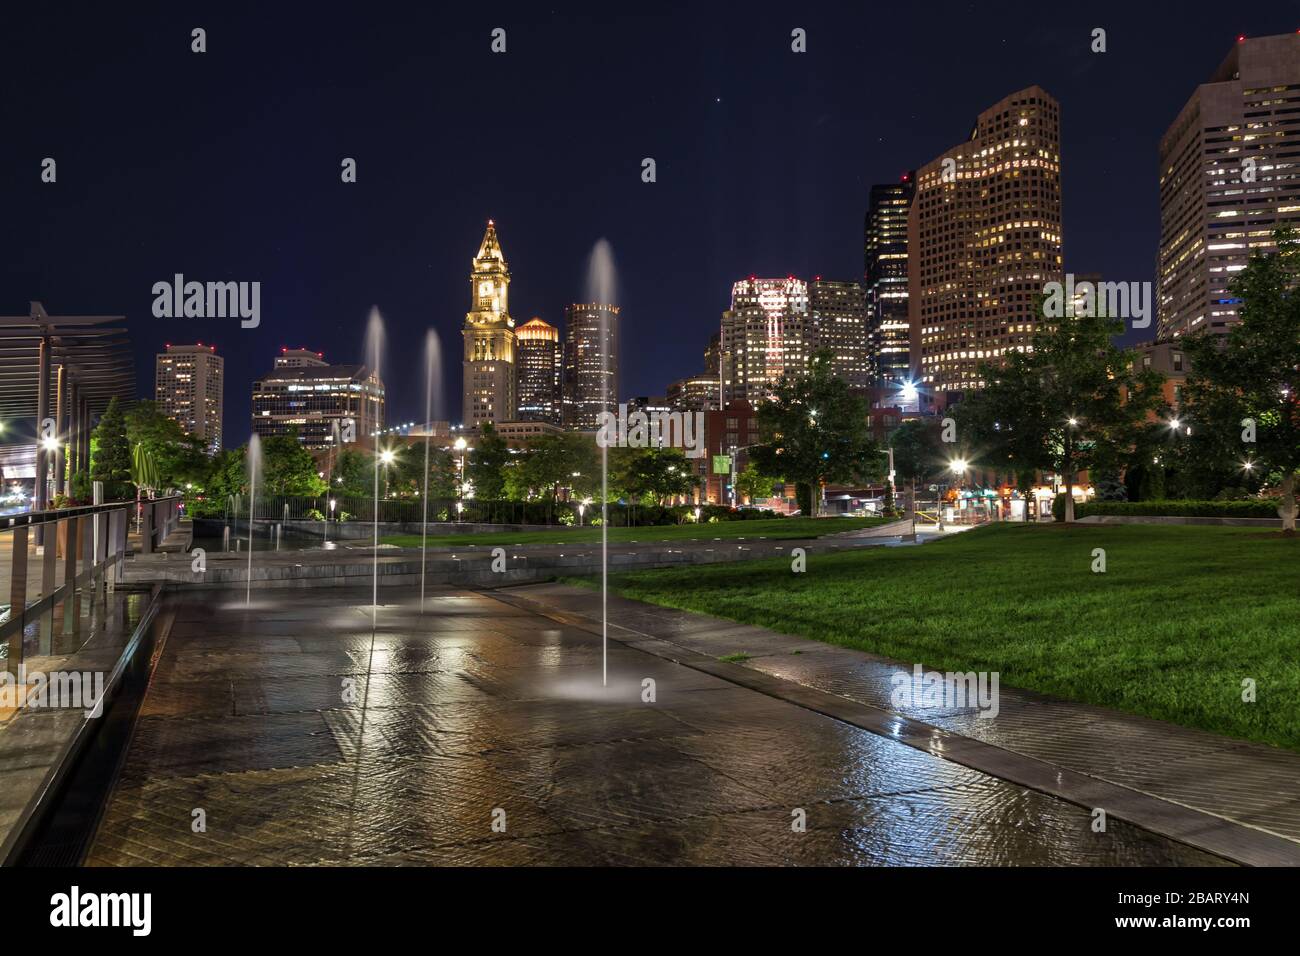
462,220,517,427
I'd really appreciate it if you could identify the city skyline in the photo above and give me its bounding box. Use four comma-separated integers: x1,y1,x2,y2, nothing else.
6,7,1300,452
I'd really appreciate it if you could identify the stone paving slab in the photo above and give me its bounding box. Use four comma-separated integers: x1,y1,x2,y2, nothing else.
85,584,1226,867
494,582,1300,865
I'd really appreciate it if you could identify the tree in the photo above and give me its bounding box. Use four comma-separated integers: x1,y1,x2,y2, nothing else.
388,443,457,499
750,351,880,516
1182,227,1300,532
957,307,1165,521
124,400,209,490
260,433,326,497
514,432,597,502
467,423,510,500
613,447,697,508
90,397,132,499
889,418,945,514
330,448,372,499
734,462,777,505
204,448,248,500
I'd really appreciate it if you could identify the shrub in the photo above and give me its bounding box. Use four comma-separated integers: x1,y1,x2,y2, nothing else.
1054,497,1281,520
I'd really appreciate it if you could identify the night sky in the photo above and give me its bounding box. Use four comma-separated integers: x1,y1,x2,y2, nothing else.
5,2,1298,449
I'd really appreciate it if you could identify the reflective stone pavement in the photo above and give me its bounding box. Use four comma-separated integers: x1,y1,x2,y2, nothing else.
86,586,1229,866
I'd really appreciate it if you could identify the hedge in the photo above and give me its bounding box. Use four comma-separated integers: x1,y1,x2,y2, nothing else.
1053,497,1281,520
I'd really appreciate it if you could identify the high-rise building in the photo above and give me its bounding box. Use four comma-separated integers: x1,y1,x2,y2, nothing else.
909,86,1063,402
562,303,619,429
462,220,516,427
865,173,915,387
156,343,224,454
809,278,869,390
252,358,384,449
515,317,562,425
720,277,809,404
1157,33,1300,341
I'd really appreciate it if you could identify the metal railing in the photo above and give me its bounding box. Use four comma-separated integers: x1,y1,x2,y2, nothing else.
1,495,181,675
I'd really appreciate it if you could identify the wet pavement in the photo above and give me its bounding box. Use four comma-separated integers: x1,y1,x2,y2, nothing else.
87,585,1230,866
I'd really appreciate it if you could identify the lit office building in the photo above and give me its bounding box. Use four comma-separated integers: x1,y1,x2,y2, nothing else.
809,278,869,390
667,374,720,413
1157,32,1300,341
252,357,384,449
515,317,562,425
720,277,810,404
909,86,1063,402
562,303,619,429
865,173,915,386
155,343,223,454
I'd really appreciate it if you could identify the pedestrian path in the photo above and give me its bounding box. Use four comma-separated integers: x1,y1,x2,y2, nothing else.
84,585,1221,866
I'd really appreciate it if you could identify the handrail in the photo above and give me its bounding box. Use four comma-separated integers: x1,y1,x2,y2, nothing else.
2,497,165,530
0,497,179,662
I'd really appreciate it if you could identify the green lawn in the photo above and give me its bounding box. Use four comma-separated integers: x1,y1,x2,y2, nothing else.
380,515,892,548
594,523,1300,751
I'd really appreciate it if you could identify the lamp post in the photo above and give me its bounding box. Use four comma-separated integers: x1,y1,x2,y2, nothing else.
454,437,468,519
944,458,967,529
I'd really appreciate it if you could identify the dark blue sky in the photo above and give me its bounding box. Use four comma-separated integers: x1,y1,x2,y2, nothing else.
5,1,1298,448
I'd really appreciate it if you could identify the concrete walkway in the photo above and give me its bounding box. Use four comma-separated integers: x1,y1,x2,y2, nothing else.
494,583,1300,866
86,585,1222,866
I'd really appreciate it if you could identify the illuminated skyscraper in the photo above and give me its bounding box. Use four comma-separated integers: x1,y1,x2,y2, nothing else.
155,343,223,454
462,220,516,426
1157,33,1300,341
720,277,809,404
251,356,384,449
909,86,1063,401
562,303,619,429
865,173,915,386
809,278,869,390
515,317,562,425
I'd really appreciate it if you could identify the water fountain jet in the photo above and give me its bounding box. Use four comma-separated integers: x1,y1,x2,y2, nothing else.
245,434,261,607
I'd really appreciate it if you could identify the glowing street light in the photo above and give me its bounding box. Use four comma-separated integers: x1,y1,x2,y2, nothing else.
41,434,60,453
950,458,968,475
380,448,396,465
